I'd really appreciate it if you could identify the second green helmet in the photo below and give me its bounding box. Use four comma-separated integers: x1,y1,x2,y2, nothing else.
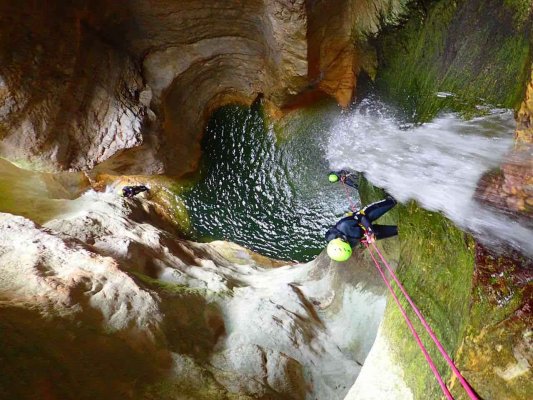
328,173,339,183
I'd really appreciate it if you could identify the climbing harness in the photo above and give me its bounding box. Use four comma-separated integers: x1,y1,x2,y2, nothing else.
339,180,478,399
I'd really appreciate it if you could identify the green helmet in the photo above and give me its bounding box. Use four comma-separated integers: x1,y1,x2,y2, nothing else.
328,173,339,183
327,238,352,262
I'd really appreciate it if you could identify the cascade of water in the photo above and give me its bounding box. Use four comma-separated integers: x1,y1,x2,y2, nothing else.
327,98,533,256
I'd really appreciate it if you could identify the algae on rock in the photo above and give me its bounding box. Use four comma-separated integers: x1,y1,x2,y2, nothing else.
374,0,532,122
356,170,531,400
354,177,475,398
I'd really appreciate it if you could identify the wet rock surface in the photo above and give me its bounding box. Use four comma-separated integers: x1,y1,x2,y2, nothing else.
0,1,531,399
468,66,533,399
475,65,533,219
0,0,407,175
0,190,390,399
456,244,532,400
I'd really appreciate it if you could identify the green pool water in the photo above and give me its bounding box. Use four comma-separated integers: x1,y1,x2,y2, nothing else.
182,103,355,262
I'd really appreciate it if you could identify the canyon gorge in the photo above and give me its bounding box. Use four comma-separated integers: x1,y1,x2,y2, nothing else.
0,1,532,399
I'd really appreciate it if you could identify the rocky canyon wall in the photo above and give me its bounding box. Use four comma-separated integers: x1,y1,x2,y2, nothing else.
0,2,149,173
0,179,392,399
349,1,533,398
0,0,407,175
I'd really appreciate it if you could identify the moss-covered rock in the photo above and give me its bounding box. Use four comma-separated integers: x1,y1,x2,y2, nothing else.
455,244,532,400
359,177,475,398
384,201,475,399
374,0,532,122
359,175,532,399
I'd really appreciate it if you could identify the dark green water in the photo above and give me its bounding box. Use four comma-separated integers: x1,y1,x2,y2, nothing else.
182,103,355,262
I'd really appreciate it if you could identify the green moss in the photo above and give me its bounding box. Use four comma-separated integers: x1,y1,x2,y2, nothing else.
153,183,194,235
375,0,532,122
454,243,532,400
471,285,523,329
380,201,475,399
357,177,475,399
467,247,529,329
504,0,533,28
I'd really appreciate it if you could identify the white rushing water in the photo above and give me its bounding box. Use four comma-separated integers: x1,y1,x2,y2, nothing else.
326,99,533,256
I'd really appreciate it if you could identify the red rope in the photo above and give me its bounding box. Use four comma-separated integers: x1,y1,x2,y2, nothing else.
364,243,454,400
341,179,358,212
338,179,477,397
370,242,479,400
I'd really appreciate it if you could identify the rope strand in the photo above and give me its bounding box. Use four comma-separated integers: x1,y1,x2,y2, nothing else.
364,243,454,400
341,179,358,212
370,242,479,400
338,177,476,398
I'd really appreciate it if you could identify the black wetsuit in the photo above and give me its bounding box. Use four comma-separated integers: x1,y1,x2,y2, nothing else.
330,170,359,189
325,197,398,247
122,185,150,198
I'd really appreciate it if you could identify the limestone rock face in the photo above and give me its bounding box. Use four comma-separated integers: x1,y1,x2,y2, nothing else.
0,212,162,338
133,0,310,175
344,324,413,400
0,2,150,172
306,0,407,107
0,0,406,175
0,187,390,399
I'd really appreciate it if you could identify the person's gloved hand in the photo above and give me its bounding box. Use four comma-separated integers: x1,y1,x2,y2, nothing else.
364,232,376,244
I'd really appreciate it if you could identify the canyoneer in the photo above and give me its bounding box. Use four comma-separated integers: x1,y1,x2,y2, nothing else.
122,185,150,198
327,169,359,189
326,170,398,261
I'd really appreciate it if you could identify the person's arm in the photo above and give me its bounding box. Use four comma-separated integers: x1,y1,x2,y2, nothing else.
343,173,359,189
325,228,338,242
357,214,376,243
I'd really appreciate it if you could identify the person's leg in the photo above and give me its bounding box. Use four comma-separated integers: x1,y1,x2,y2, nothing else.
132,186,148,196
361,197,397,221
373,225,398,240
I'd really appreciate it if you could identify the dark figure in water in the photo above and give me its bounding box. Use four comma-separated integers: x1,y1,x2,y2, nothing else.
122,185,150,198
328,170,359,189
325,197,398,261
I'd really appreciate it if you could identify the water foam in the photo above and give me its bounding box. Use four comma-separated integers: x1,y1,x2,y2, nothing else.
327,99,533,256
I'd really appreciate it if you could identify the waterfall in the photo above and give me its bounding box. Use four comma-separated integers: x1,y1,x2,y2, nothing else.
327,98,533,256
